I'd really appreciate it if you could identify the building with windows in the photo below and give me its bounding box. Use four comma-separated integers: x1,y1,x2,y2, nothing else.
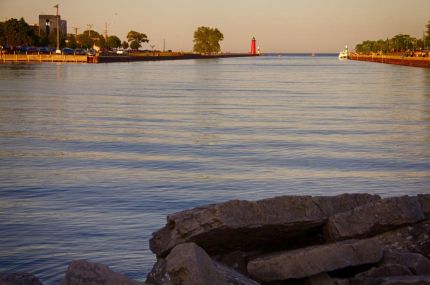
38,15,67,37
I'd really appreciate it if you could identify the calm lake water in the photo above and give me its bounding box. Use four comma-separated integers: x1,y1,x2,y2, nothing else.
0,55,429,284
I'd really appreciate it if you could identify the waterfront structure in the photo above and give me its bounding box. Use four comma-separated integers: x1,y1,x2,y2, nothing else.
38,15,67,38
348,53,430,68
251,37,257,55
338,45,348,59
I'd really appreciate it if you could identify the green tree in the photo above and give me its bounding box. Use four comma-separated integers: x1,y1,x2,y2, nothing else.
193,26,224,54
426,20,430,48
77,30,104,49
0,21,5,47
355,34,419,53
0,18,39,48
106,35,121,49
122,41,129,49
127,30,148,49
355,20,430,53
66,34,77,49
392,34,416,51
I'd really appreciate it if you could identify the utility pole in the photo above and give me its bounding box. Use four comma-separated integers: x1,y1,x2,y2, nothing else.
104,13,117,40
72,27,79,36
104,22,108,39
163,39,165,52
87,24,93,38
54,4,60,53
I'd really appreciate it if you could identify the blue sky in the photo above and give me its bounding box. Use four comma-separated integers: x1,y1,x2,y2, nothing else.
1,0,429,52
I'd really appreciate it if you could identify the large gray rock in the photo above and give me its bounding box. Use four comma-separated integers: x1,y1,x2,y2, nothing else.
418,194,430,219
165,243,229,285
304,273,344,285
380,275,430,285
150,194,379,257
213,262,261,285
324,196,426,241
0,273,44,285
350,275,430,285
353,251,430,279
247,238,383,282
381,251,430,275
146,242,260,285
371,220,430,259
59,260,142,285
355,264,413,279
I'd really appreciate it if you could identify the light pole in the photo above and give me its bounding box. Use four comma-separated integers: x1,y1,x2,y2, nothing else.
87,24,93,38
104,13,118,40
54,4,60,53
86,24,94,49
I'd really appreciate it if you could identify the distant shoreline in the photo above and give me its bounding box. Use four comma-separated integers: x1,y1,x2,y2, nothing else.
348,53,430,68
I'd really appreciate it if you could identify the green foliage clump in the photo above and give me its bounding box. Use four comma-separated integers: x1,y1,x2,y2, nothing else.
0,18,39,48
106,35,121,49
355,20,430,53
193,26,224,54
0,17,127,51
127,31,149,50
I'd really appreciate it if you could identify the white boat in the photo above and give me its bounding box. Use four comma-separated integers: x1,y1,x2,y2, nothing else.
339,45,348,59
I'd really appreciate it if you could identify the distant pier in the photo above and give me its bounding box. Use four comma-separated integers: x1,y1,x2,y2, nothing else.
348,53,430,68
1,52,257,64
1,54,88,63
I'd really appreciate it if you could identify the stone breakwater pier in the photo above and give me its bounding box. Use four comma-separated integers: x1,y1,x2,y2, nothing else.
0,53,255,64
1,193,430,285
348,53,430,68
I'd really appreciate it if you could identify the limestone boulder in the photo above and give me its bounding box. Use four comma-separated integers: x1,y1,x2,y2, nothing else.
353,251,430,280
59,260,142,285
304,273,345,285
146,242,260,285
213,262,261,285
165,243,229,285
150,194,379,257
324,196,426,241
379,275,430,285
419,194,430,219
350,275,430,285
247,238,383,282
381,251,430,275
0,273,44,285
355,264,412,279
372,220,430,259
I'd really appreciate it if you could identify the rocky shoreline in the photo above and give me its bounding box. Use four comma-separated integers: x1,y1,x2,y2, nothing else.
1,193,429,285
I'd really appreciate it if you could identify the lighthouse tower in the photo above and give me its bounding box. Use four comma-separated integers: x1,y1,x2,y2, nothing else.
250,37,257,55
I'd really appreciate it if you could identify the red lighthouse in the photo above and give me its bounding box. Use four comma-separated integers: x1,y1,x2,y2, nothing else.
250,37,257,55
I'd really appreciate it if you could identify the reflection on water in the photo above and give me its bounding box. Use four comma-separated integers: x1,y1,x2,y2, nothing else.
0,57,430,284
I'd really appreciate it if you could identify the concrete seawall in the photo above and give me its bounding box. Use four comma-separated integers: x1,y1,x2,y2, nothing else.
1,53,257,64
93,53,255,63
348,53,430,68
1,54,88,63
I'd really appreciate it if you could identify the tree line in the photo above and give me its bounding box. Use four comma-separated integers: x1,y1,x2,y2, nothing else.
355,20,430,53
0,17,225,54
0,17,148,50
67,30,148,50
